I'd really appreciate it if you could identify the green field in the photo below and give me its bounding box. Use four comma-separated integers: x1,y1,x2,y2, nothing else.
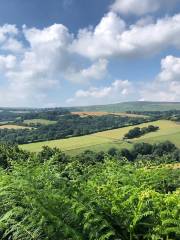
20,120,180,154
0,121,13,125
71,111,148,118
0,124,30,129
23,119,57,125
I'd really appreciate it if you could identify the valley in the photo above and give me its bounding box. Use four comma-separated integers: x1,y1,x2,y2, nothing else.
0,0,180,238
0,102,180,240
20,120,180,154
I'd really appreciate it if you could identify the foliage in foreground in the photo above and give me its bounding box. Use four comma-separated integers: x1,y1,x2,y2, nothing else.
0,144,179,240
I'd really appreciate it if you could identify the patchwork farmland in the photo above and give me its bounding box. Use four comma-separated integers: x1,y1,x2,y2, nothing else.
20,120,180,154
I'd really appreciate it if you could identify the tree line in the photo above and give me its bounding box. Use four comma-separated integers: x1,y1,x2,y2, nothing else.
0,108,69,123
127,110,180,121
123,125,159,139
0,115,148,144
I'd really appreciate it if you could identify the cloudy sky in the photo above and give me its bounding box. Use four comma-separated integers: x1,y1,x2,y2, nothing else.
0,0,180,107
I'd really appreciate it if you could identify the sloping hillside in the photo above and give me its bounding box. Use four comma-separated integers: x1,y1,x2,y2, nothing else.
71,101,180,112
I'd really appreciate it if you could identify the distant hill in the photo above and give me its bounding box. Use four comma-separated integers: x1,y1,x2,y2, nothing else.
71,102,180,112
1,102,180,113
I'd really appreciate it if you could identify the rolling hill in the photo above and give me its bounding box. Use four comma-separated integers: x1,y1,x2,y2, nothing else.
70,101,180,112
20,120,180,155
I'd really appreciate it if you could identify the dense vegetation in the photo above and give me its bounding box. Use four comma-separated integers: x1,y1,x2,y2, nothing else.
0,106,179,239
2,102,180,117
124,125,159,139
0,141,179,239
127,110,180,121
1,107,180,147
107,141,180,163
0,114,148,144
0,108,69,123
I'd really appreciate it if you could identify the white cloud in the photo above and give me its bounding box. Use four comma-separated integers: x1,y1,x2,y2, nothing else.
0,55,17,71
71,12,126,59
140,55,180,101
0,24,109,106
67,79,133,105
23,24,108,85
0,24,24,53
66,54,180,104
110,0,178,16
2,38,24,53
0,24,18,43
23,24,72,49
1,24,70,106
64,59,108,83
1,9,180,106
111,0,159,16
158,55,180,82
0,24,72,106
72,13,180,59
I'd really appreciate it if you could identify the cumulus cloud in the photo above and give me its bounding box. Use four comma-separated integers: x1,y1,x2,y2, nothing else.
0,24,109,106
1,9,180,106
111,0,159,16
0,55,17,71
66,54,180,105
64,59,108,83
71,12,126,59
2,38,24,53
0,24,71,106
0,24,18,42
67,79,133,105
72,13,180,59
0,24,24,53
110,0,178,16
140,55,180,101
158,55,180,82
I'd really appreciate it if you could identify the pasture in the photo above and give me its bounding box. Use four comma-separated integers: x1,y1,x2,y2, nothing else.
0,124,30,129
20,120,180,154
71,111,148,118
0,121,12,125
23,119,57,125
20,135,112,153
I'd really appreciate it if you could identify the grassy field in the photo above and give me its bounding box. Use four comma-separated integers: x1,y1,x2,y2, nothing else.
20,135,112,152
71,111,148,118
0,124,30,129
0,121,13,125
20,120,180,154
94,120,180,140
23,119,57,125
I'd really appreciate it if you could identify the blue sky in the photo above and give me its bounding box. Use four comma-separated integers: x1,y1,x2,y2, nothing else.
0,0,180,107
0,0,111,30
